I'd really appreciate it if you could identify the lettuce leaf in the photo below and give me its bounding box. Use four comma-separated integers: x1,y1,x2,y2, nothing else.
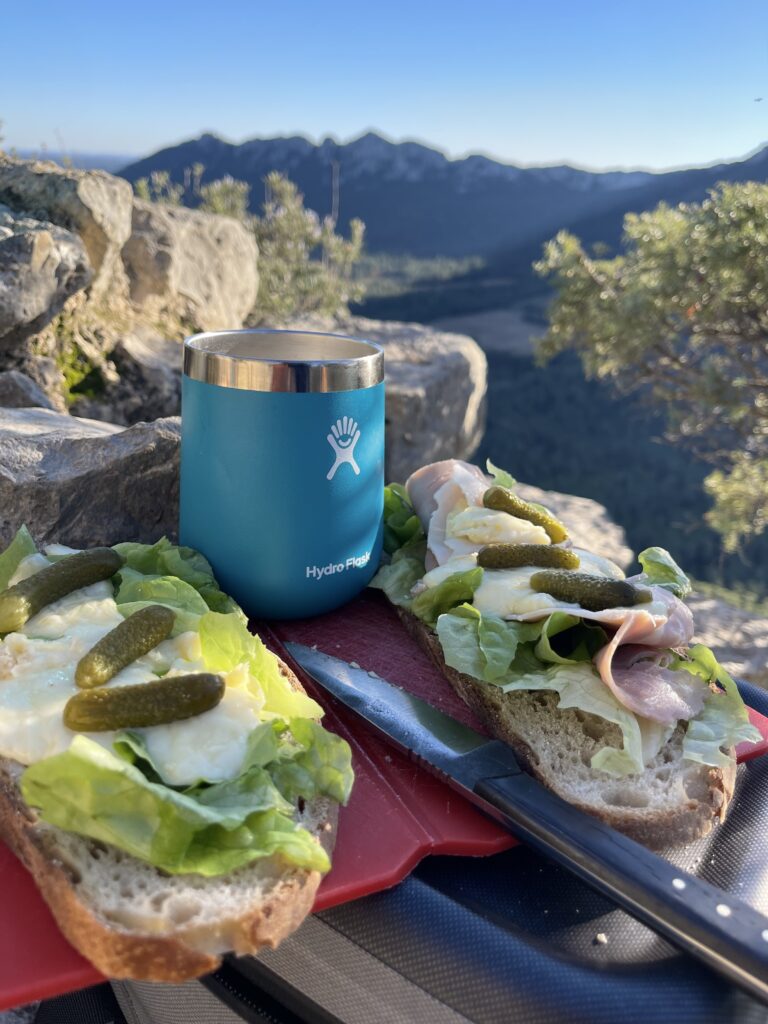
637,547,692,599
410,568,484,624
369,553,424,608
114,570,210,634
486,459,516,489
534,612,608,665
382,484,425,556
676,644,761,767
21,735,329,875
269,719,354,806
0,526,37,592
436,604,540,681
113,538,238,613
197,611,323,721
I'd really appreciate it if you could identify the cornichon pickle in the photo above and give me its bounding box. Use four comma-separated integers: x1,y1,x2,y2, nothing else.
478,544,580,570
483,487,568,544
530,570,652,612
64,673,225,732
75,605,176,689
0,547,124,633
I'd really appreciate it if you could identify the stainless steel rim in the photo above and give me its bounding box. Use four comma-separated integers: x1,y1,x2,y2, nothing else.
183,329,384,393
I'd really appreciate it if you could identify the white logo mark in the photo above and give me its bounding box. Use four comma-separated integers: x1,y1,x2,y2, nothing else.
327,416,361,480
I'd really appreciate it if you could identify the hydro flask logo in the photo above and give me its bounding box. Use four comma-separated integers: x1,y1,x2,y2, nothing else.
326,416,361,480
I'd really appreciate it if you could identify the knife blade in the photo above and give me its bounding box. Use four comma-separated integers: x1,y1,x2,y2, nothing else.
286,641,768,1006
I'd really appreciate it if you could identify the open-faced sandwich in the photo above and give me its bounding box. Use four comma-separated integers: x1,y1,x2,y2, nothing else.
0,528,353,981
372,458,759,848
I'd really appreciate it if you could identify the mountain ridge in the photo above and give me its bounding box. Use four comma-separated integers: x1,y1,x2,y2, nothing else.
118,130,768,260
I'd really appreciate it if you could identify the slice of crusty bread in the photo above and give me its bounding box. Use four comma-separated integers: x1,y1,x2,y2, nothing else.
0,656,338,982
399,608,735,849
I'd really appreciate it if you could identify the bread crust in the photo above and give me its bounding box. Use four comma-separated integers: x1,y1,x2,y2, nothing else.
398,608,736,849
0,657,338,982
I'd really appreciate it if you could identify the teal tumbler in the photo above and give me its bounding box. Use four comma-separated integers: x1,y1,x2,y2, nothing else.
180,330,385,619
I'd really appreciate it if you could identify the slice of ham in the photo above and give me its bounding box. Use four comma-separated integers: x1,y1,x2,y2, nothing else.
593,601,705,725
406,460,488,569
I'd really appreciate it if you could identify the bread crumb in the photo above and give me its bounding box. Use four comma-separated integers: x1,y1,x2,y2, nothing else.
311,644,318,650
368,670,379,678
350,661,361,669
594,933,608,945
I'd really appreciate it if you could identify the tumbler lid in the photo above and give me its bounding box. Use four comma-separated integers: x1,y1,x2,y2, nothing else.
183,329,384,393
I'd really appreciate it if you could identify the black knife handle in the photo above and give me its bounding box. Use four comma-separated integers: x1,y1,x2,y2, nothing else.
475,771,768,1004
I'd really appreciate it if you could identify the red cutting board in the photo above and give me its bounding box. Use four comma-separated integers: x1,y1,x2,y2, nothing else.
0,590,766,1010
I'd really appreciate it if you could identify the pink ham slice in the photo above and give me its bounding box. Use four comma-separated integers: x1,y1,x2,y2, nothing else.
593,597,706,725
405,460,488,569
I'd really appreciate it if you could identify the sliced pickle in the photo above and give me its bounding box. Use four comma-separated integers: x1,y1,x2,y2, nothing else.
483,487,568,543
478,544,580,570
529,570,652,612
64,672,225,731
0,547,124,633
75,605,176,689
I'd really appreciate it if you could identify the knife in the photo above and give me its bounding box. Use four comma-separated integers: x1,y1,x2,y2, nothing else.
285,642,768,1006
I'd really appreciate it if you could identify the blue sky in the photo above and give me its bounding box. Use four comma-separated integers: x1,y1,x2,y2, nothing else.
2,0,766,170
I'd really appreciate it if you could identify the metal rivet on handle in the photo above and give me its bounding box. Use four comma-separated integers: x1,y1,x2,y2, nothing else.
716,904,732,918
672,878,686,891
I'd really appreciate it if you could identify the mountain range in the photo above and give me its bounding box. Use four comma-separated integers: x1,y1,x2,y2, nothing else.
119,132,768,266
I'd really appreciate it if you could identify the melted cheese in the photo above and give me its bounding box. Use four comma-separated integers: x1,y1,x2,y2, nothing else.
0,564,266,785
446,507,550,552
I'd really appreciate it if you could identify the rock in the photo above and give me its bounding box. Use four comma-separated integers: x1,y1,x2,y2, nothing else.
0,205,91,347
688,594,768,687
15,355,67,412
270,314,487,482
0,157,132,299
122,200,258,330
515,483,634,569
349,318,487,482
0,407,180,547
0,370,55,409
77,330,182,425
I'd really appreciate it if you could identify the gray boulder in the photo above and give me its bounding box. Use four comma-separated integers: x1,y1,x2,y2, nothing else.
0,157,132,299
0,370,55,409
0,407,180,548
76,331,182,425
516,482,634,569
122,200,258,330
0,205,91,347
355,318,487,483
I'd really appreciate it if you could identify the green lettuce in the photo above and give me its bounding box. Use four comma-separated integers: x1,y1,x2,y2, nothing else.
369,552,424,608
197,611,323,721
0,526,37,591
410,568,484,624
637,547,692,599
21,735,330,875
382,484,425,556
486,459,516,489
269,719,354,806
113,538,238,613
534,612,608,665
676,644,761,767
436,604,540,682
114,569,210,634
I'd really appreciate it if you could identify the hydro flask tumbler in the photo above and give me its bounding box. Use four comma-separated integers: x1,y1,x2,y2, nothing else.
180,329,385,619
